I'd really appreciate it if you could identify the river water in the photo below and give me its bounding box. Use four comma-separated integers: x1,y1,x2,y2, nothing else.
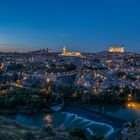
84,103,140,121
9,111,114,137
8,103,140,137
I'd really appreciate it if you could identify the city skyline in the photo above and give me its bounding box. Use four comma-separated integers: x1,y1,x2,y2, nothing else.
0,0,140,52
0,43,128,53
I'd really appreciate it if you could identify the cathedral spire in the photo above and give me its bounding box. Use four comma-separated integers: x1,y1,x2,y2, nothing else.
63,46,67,54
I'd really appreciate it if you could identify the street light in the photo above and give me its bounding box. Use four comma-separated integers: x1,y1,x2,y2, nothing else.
46,78,50,83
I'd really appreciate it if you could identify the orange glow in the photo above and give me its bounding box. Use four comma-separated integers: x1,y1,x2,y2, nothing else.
128,104,131,107
0,90,10,94
128,94,132,101
127,102,140,109
46,78,50,83
128,94,132,97
44,114,53,125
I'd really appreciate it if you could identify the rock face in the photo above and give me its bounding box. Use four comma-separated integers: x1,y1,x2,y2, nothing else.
121,119,140,140
0,116,77,140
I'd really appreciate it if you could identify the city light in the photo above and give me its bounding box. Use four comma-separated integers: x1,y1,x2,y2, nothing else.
46,78,51,83
127,102,140,109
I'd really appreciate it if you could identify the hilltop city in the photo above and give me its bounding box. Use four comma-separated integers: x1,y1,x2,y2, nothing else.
0,46,140,140
0,46,139,96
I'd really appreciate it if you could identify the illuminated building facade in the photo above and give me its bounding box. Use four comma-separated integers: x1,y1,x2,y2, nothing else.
60,46,82,57
108,47,125,53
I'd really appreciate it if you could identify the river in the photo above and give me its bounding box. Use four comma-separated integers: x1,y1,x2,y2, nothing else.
7,102,140,138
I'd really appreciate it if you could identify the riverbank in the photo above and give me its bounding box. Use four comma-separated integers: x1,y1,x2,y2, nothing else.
121,119,140,140
0,106,52,116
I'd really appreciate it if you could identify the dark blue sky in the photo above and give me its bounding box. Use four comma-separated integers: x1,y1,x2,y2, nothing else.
0,0,140,52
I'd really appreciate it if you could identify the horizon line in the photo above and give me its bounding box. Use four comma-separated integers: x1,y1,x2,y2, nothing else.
0,43,139,53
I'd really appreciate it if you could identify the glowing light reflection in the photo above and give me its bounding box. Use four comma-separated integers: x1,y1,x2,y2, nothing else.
127,102,140,109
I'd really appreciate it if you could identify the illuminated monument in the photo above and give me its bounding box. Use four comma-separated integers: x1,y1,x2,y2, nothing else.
108,46,125,53
60,46,82,57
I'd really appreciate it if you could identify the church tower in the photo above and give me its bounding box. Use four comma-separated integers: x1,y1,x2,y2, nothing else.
63,46,67,54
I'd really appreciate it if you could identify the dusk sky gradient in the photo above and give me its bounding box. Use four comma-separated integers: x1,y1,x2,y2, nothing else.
0,0,140,52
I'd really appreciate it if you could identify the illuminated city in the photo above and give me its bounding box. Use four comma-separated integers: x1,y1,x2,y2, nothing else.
60,46,82,57
0,0,140,140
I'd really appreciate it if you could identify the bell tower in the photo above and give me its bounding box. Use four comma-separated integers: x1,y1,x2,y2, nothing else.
63,46,67,54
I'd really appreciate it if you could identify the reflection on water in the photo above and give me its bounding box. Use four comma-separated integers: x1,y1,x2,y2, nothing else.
9,113,46,127
127,102,140,109
44,114,53,126
8,112,114,137
83,104,140,121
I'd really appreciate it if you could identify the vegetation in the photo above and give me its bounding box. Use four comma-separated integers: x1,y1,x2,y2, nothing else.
69,128,86,139
54,84,130,105
131,119,136,128
65,63,77,71
0,87,53,115
69,128,105,140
